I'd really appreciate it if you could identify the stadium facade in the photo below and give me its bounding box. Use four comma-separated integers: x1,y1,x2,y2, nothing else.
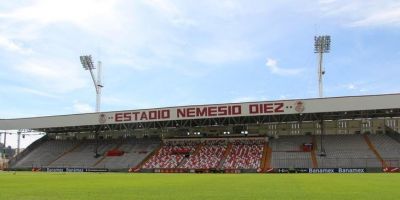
1,93,400,173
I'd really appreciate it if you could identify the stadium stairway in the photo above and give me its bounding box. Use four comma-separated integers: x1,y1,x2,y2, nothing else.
261,143,272,172
363,134,387,168
136,143,163,171
260,143,268,170
176,143,203,168
93,140,125,167
217,142,233,169
47,141,83,167
311,135,318,168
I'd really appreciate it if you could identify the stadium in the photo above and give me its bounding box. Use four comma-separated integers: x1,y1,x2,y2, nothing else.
2,1,400,200
1,93,400,173
1,93,400,199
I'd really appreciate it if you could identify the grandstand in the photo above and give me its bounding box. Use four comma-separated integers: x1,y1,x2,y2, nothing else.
316,135,381,168
1,93,400,173
222,139,264,170
181,139,227,170
270,135,314,168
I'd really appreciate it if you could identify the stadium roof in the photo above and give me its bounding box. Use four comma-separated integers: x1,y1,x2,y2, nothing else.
1,93,400,133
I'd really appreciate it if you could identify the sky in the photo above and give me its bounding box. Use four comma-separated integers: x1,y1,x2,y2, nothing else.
1,0,400,148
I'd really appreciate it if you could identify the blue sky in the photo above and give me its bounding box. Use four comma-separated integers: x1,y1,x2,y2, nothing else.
1,0,400,147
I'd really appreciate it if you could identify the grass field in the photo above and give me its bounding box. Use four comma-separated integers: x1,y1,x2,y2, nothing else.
1,172,400,200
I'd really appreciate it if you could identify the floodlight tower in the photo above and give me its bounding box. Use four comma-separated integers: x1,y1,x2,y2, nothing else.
314,35,331,98
314,35,331,157
80,55,103,113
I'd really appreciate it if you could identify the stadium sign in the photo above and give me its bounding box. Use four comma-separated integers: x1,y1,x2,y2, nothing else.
308,168,366,173
1,93,400,129
112,103,284,123
337,168,366,173
269,168,366,173
43,167,109,172
308,168,336,173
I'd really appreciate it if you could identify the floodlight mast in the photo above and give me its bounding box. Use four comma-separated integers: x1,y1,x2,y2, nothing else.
314,35,331,157
96,61,103,113
80,55,103,113
314,35,331,98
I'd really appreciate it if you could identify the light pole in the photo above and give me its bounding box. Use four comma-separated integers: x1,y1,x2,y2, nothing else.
80,55,103,113
0,131,8,159
17,131,21,155
314,35,331,98
314,35,331,156
0,132,2,159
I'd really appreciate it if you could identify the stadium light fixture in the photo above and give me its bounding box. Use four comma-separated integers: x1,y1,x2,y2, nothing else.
314,35,331,98
80,55,103,113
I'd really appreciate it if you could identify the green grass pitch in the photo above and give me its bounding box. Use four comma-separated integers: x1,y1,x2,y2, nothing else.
1,172,399,200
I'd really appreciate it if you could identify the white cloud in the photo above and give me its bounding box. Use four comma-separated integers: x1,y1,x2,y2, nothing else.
109,56,155,71
0,35,32,54
0,0,260,72
340,82,375,93
265,58,303,76
347,83,356,90
13,58,88,93
0,0,119,26
72,101,94,113
350,7,400,27
0,0,123,39
194,41,255,64
15,87,60,99
317,0,400,27
142,0,195,27
102,97,126,105
143,0,180,16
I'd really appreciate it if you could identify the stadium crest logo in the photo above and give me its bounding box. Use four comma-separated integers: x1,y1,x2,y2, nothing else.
294,101,305,113
98,113,107,124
